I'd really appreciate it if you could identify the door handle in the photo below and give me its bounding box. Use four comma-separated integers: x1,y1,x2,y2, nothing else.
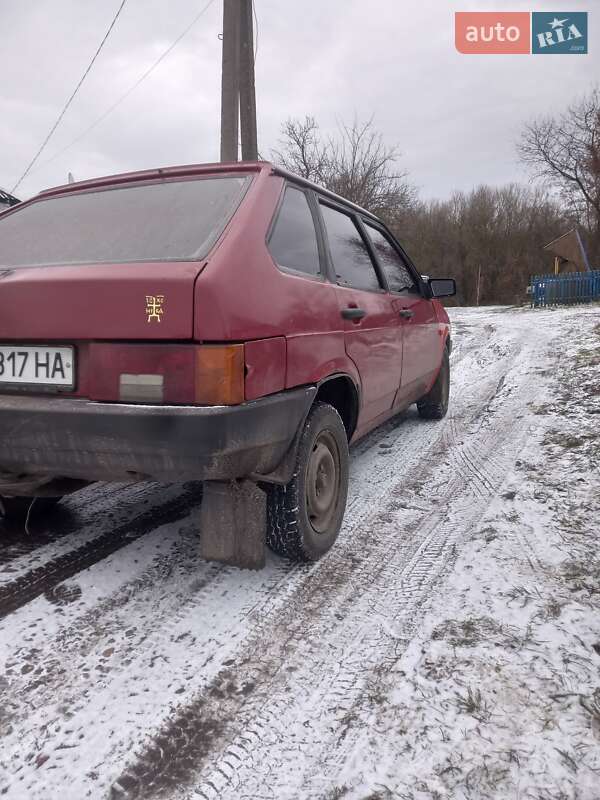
398,309,414,319
341,307,366,321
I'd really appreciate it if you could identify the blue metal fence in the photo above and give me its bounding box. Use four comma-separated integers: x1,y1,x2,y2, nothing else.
529,270,600,308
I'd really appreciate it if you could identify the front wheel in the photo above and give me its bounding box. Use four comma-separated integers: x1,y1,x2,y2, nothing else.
417,347,450,420
265,402,349,562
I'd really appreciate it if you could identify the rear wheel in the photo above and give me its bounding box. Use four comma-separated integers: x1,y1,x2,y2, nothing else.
0,496,63,521
265,402,349,562
417,347,450,420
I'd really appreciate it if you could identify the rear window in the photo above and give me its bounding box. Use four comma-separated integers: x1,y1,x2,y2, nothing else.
0,175,250,267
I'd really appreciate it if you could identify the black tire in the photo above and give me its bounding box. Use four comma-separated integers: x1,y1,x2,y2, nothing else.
0,495,63,521
265,401,349,562
417,348,450,420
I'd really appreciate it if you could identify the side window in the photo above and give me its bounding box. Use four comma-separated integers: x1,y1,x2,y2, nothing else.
319,203,382,292
268,186,320,276
364,223,416,293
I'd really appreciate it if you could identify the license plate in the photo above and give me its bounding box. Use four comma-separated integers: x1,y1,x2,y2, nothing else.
0,345,74,388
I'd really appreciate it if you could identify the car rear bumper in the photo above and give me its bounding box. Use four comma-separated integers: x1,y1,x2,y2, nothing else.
0,387,316,484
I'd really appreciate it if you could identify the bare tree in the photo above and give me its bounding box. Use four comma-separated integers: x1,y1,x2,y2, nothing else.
271,116,416,219
271,116,329,183
518,87,600,262
396,184,570,305
272,115,572,304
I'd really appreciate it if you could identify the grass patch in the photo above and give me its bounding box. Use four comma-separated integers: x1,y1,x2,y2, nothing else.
324,786,351,800
541,598,565,620
560,558,600,597
455,686,493,723
431,616,519,649
361,789,395,800
506,584,542,608
575,347,600,368
543,430,598,450
529,402,555,415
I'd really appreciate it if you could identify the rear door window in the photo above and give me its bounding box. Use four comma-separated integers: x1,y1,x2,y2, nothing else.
319,203,382,292
268,186,321,276
0,175,250,267
364,223,417,293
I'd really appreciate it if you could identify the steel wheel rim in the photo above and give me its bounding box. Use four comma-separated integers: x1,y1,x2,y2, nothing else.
306,430,340,534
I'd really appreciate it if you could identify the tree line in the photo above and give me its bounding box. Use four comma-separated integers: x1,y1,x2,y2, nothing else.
272,86,599,306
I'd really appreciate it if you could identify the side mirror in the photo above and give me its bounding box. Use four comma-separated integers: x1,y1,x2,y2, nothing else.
428,278,456,299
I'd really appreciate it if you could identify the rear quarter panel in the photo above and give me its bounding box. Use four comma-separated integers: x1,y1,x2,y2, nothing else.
194,172,361,395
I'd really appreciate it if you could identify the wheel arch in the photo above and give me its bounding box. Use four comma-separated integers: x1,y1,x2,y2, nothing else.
252,374,359,487
313,373,360,441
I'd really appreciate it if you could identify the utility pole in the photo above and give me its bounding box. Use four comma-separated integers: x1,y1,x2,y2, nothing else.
220,0,257,162
239,0,258,160
220,0,240,162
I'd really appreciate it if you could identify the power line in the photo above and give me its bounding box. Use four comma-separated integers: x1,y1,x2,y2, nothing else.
11,0,128,193
30,0,217,182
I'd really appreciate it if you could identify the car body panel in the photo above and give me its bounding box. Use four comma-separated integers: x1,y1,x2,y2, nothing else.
0,262,200,341
286,328,360,395
335,284,403,423
0,387,317,483
0,160,453,487
245,336,286,400
193,170,284,342
393,292,444,405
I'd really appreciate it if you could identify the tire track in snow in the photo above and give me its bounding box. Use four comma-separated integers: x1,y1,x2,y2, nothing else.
192,332,553,800
107,321,543,800
0,483,150,569
0,549,310,799
105,423,466,797
1,309,567,800
193,431,530,800
1,537,304,738
0,484,202,621
0,482,196,584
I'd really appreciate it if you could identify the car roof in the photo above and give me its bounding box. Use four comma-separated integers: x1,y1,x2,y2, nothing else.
35,160,380,221
35,161,267,200
269,165,379,222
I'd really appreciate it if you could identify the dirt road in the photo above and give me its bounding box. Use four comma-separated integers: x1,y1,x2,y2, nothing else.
1,306,598,799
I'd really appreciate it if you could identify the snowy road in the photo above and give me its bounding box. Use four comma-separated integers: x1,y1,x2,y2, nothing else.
1,306,598,799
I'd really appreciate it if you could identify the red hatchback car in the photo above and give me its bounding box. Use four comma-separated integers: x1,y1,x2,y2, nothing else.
0,161,454,566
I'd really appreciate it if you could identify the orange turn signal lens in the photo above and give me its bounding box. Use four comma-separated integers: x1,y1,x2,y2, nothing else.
195,344,245,405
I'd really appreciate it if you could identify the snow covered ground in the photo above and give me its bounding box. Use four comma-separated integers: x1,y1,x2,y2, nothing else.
0,305,598,800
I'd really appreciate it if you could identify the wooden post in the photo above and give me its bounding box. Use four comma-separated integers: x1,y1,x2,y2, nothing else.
239,0,258,160
220,0,240,162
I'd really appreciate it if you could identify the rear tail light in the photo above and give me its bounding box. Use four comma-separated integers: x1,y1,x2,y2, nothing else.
195,344,245,405
90,343,245,405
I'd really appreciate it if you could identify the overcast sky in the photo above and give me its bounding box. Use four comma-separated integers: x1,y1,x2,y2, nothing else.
1,0,596,202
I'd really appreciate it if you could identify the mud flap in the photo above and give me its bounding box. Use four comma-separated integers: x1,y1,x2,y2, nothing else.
199,480,266,570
